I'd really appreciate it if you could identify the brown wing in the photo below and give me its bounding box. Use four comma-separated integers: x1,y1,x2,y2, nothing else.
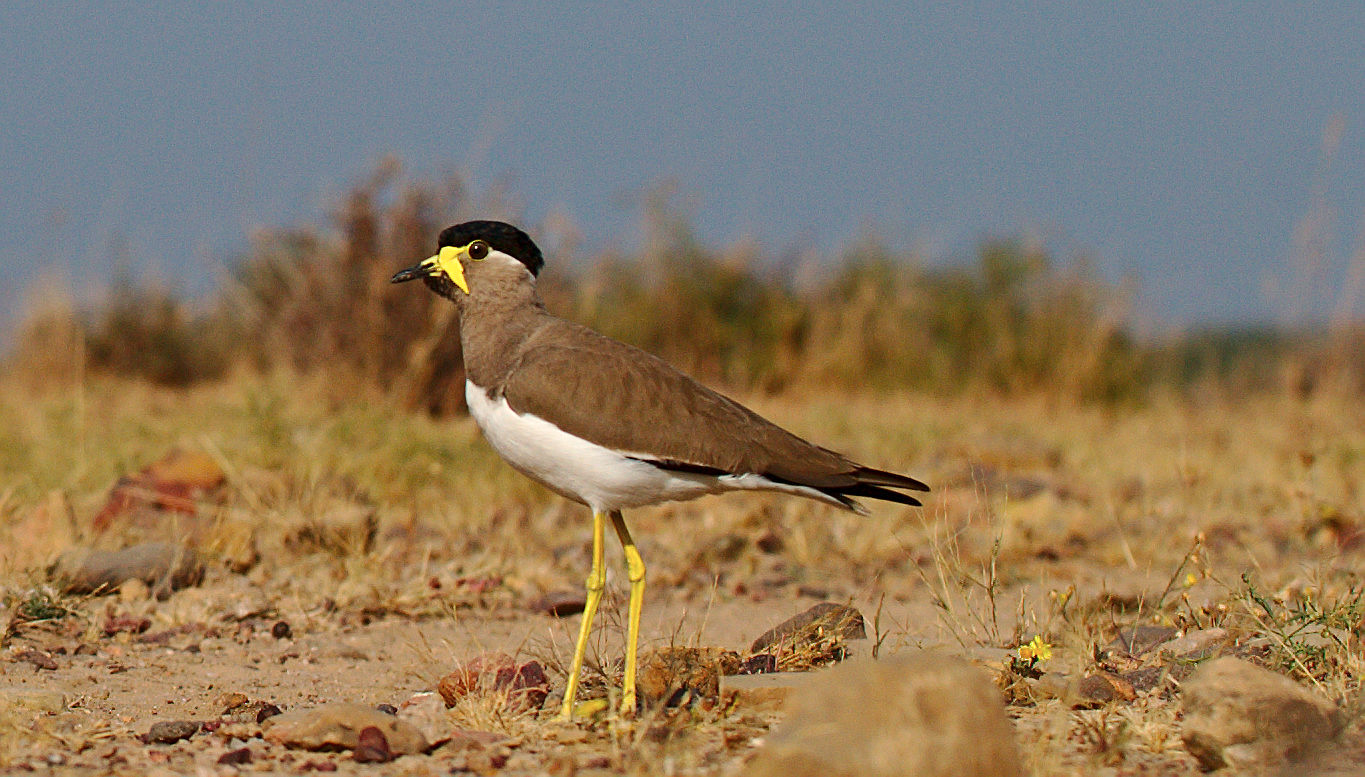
500,320,928,498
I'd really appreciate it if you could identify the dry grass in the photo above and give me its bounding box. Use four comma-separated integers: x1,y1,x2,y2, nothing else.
8,163,1287,412
2,369,1364,772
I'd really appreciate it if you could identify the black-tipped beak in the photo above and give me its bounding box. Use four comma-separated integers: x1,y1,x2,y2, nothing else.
390,264,426,284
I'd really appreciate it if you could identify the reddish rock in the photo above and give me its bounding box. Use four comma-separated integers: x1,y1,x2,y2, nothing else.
92,448,225,533
530,591,587,617
437,653,549,713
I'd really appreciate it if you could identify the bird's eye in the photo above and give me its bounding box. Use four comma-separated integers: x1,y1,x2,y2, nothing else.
468,241,489,261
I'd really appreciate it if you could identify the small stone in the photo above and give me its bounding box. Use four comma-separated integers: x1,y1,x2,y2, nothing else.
353,726,394,763
375,703,397,715
1120,666,1168,692
55,543,203,596
742,652,1023,777
15,649,58,671
91,448,226,533
263,703,427,755
103,614,152,636
143,720,201,744
749,603,866,668
1181,657,1340,771
1104,625,1179,658
437,653,549,713
1154,627,1229,661
216,692,250,713
271,620,292,639
1077,672,1137,707
217,748,252,765
255,703,283,723
530,591,587,617
396,692,450,745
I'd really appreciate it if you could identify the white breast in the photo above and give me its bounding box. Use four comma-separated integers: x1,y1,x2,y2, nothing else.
465,381,724,512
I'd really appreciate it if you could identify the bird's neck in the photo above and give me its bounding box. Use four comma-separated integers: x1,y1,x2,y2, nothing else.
457,286,547,390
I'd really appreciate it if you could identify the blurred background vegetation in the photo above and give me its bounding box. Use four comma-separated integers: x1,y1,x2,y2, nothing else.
7,161,1365,411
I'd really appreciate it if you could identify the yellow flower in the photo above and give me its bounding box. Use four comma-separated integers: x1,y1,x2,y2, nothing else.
1184,572,1198,587
1018,635,1052,662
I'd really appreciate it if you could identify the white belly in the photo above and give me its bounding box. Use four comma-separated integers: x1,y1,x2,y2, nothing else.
465,381,724,511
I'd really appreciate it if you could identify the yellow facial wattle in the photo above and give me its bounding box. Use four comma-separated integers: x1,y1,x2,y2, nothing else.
431,244,469,294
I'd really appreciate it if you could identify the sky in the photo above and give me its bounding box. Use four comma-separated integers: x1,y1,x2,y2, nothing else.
3,3,1365,335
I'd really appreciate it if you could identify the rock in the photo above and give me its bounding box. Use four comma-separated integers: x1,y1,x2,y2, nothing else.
143,720,201,744
529,590,587,617
1076,672,1137,707
91,448,226,533
742,652,1023,777
263,703,427,755
103,614,152,636
750,603,866,668
0,689,67,714
15,649,58,670
215,692,250,713
1153,627,1229,661
1105,625,1179,658
1120,666,1168,693
436,653,550,714
637,647,741,708
352,726,394,763
396,692,451,745
1181,657,1340,771
217,748,252,765
54,542,203,596
215,693,281,724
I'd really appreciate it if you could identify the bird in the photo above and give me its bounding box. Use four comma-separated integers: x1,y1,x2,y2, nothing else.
391,220,928,718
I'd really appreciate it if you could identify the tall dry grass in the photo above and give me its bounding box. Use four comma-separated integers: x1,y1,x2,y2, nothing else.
5,161,1362,408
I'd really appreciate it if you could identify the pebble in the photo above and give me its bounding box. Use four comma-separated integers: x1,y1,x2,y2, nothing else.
750,602,866,655
1152,627,1229,661
742,652,1023,777
352,726,394,763
1181,656,1340,771
143,720,201,744
396,692,450,744
262,703,428,755
55,542,203,596
436,652,549,713
217,747,252,765
530,591,587,617
1104,625,1179,658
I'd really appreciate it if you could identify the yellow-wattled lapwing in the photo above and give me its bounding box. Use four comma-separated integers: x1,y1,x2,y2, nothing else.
392,221,928,718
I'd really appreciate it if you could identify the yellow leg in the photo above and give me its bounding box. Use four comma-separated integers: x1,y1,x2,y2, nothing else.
560,510,607,719
611,510,646,716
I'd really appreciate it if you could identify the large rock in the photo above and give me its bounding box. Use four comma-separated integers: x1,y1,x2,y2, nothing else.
54,542,203,596
742,652,1023,777
263,703,427,755
1181,657,1339,771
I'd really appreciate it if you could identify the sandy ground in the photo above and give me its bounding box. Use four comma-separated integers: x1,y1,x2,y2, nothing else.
4,383,1365,774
